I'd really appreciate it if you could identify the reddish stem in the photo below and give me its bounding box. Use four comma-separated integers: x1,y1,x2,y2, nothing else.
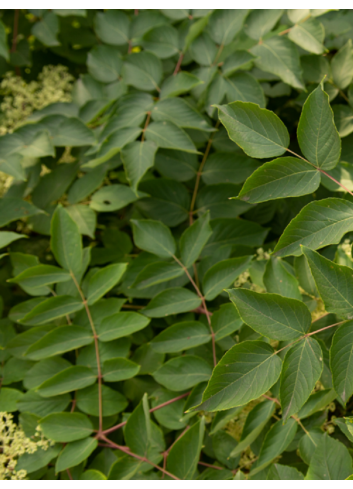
100,436,180,480
101,391,190,436
141,111,151,143
198,461,224,470
306,320,345,337
173,52,184,75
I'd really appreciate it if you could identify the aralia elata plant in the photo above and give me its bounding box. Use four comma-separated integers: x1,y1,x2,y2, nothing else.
2,8,353,481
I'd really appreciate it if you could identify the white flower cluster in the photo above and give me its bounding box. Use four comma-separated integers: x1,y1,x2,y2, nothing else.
0,64,74,135
0,412,53,480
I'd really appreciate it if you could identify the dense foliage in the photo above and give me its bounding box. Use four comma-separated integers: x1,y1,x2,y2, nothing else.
2,8,353,481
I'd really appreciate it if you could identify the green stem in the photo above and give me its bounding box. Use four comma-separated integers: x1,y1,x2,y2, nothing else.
70,272,103,434
189,120,220,225
173,255,217,367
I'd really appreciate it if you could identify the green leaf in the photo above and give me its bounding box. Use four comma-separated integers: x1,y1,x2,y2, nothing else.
228,288,311,340
56,437,98,473
133,261,184,289
9,264,70,288
151,388,188,431
330,321,353,403
294,254,318,297
288,18,326,54
167,418,205,479
204,218,268,255
121,141,157,193
151,321,210,353
212,303,243,341
67,166,107,205
244,9,283,40
143,287,202,317
137,178,190,227
263,257,301,300
0,387,23,412
280,338,323,421
274,198,353,257
196,183,253,219
16,445,61,475
87,263,127,305
145,121,199,154
98,312,150,342
102,357,140,382
25,326,93,360
302,246,353,319
333,104,353,138
225,72,266,108
20,296,84,326
298,389,337,419
90,184,144,212
131,219,176,258
86,128,142,169
195,341,282,411
266,464,304,480
142,25,179,59
17,390,71,418
0,198,43,227
160,72,203,99
331,40,353,90
183,12,211,52
94,10,130,45
36,366,96,397
154,149,198,182
230,400,276,457
0,153,26,181
19,130,55,158
39,412,94,442
151,98,212,131
108,457,142,480
208,9,249,45
305,434,353,480
216,102,289,159
51,118,95,147
23,357,72,390
50,204,82,278
87,45,122,83
0,20,9,61
124,394,165,468
251,37,305,90
2,358,34,385
66,205,96,239
31,160,79,209
238,157,320,203
80,470,106,480
297,83,341,170
76,383,127,416
123,51,163,91
298,429,324,464
32,12,60,47
222,51,257,77
250,418,297,476
203,256,253,300
153,355,212,391
180,212,213,268
0,231,26,249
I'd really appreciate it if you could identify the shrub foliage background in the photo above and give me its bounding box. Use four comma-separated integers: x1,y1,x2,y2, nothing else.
1,8,353,480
